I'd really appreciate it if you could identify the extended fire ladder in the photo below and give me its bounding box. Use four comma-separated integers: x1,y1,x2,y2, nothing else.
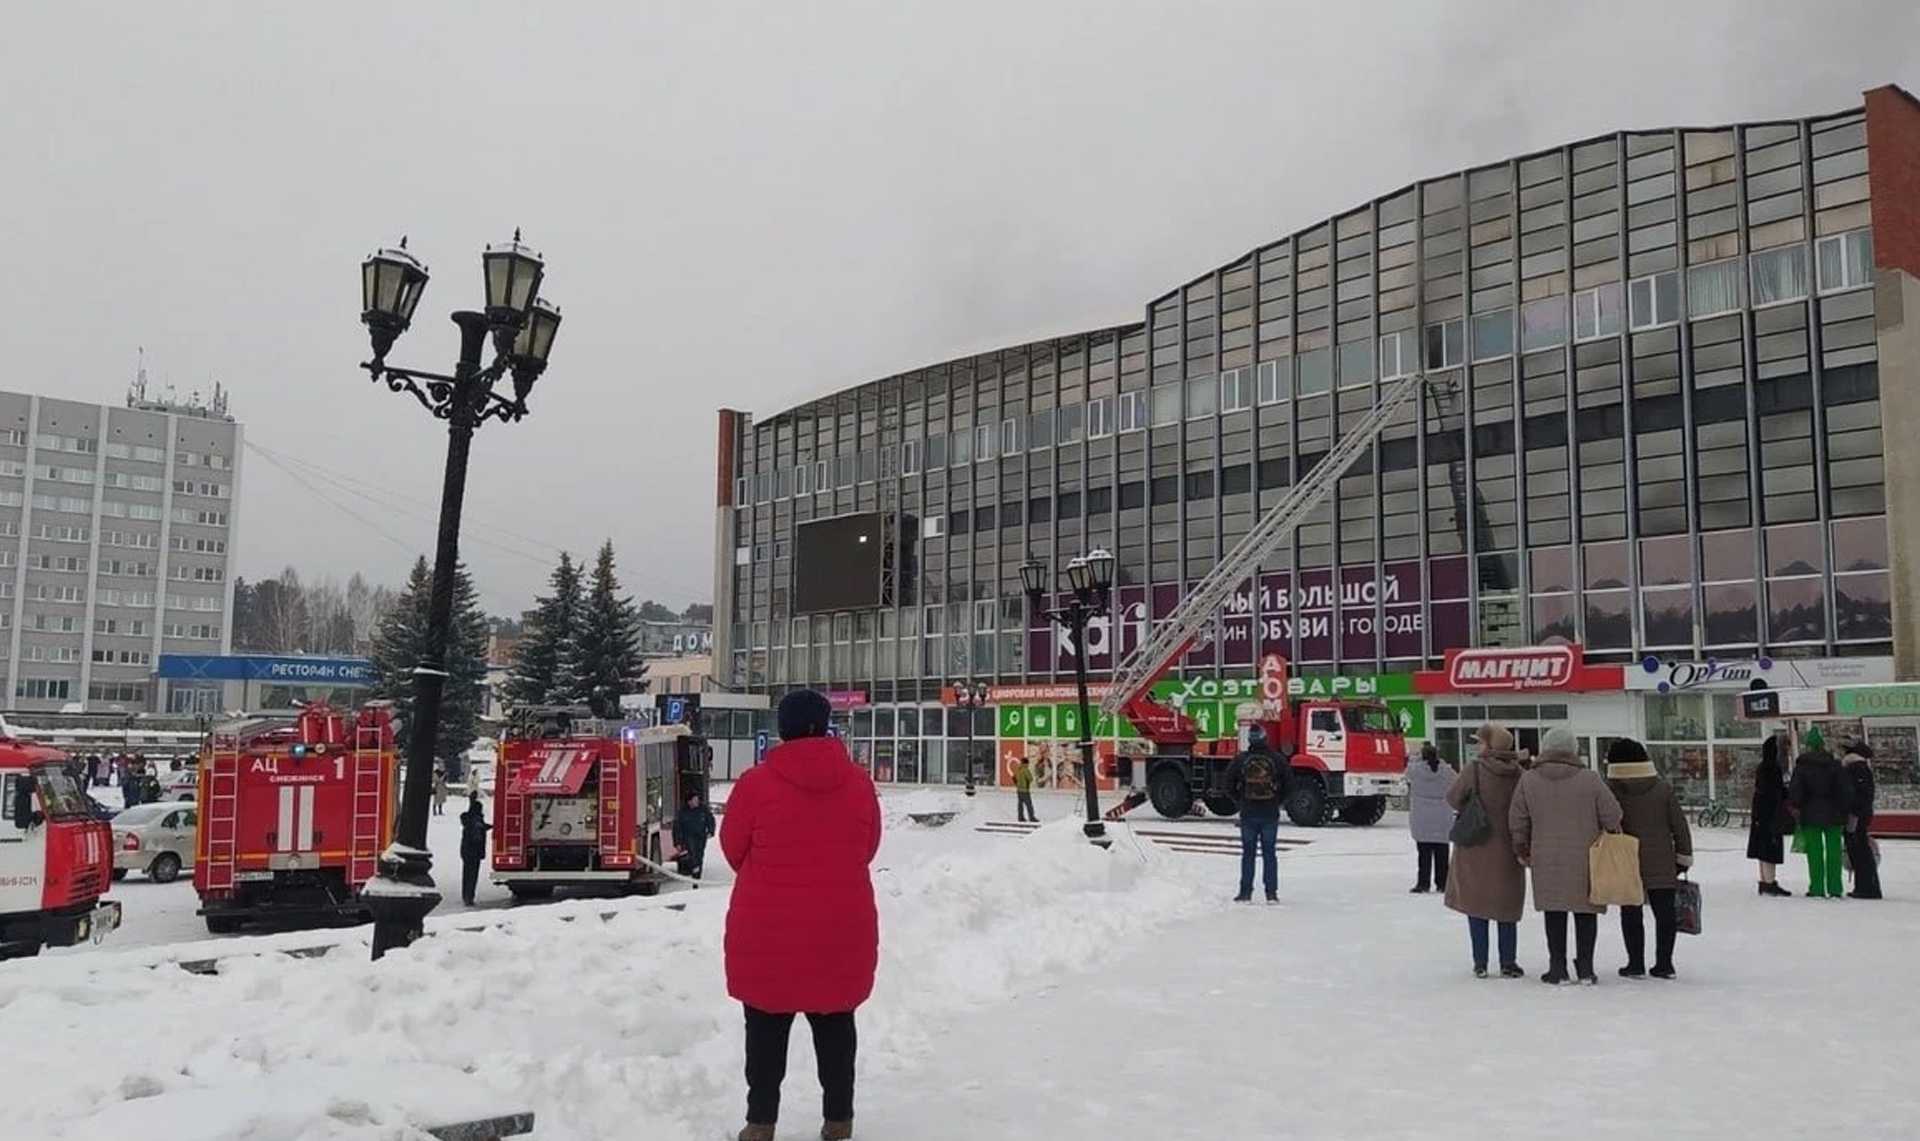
1099,369,1445,718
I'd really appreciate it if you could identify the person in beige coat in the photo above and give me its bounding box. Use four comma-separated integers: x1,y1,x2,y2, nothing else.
1444,724,1528,979
1510,727,1623,986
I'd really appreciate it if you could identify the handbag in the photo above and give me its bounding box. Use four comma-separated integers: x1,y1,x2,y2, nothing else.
1588,831,1646,907
1448,764,1492,847
1791,826,1809,854
1674,875,1703,936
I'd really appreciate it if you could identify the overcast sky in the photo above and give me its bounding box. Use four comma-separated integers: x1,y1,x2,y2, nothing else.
5,1,1916,616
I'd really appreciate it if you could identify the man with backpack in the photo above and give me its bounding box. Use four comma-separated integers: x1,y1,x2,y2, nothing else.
1225,725,1286,902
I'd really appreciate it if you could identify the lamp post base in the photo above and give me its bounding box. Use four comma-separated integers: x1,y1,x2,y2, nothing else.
1082,819,1111,848
364,844,441,960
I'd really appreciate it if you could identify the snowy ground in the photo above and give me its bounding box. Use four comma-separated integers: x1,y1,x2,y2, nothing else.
8,787,1920,1139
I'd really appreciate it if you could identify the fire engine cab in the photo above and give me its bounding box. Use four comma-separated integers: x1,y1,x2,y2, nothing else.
192,702,399,934
0,736,119,958
491,706,711,899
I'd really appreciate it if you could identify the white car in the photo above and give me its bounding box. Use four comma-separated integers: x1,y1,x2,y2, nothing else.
111,802,197,883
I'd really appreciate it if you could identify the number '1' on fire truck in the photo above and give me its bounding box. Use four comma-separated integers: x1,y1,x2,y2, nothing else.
192,702,399,935
1,735,120,958
491,706,711,900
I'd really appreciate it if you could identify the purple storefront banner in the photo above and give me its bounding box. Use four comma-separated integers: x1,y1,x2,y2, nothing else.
1033,555,1473,672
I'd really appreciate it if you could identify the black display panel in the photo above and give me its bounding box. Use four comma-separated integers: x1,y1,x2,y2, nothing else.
793,512,886,613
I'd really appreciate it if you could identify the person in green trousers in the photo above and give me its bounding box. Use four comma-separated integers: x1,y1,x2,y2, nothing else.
1788,727,1851,899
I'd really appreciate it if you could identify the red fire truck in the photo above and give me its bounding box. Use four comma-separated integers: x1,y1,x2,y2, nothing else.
1101,371,1441,824
0,736,120,958
192,703,399,934
491,707,711,899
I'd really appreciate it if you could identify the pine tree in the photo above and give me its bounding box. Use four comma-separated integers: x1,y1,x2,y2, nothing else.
505,551,585,708
369,555,490,773
574,540,647,718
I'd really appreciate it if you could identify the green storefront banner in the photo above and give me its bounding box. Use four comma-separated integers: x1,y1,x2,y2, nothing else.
999,675,1429,743
1832,685,1920,718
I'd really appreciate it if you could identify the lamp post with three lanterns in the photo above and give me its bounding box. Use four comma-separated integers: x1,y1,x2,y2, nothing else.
355,231,562,959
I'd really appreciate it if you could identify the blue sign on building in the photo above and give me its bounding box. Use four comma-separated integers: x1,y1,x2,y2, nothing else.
754,729,770,761
154,654,375,685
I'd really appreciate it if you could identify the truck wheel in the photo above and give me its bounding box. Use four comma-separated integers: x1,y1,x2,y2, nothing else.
507,884,554,902
204,915,243,935
148,853,183,884
1338,796,1388,827
1284,777,1329,827
111,868,128,883
1202,793,1239,817
1148,767,1194,819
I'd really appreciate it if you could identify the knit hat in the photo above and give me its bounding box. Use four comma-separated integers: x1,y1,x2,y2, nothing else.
1539,727,1580,764
776,688,833,741
1605,736,1656,780
1476,723,1515,752
1803,726,1825,752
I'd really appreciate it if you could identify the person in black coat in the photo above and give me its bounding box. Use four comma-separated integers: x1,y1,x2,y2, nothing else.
673,791,717,880
1842,741,1881,900
458,797,492,907
1747,731,1793,896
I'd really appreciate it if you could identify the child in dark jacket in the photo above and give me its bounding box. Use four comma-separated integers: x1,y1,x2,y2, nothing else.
674,792,717,880
1604,738,1693,979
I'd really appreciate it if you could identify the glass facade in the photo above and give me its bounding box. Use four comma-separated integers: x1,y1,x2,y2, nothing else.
720,107,1896,725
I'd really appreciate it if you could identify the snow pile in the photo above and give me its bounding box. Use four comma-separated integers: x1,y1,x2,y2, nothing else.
0,818,1208,1141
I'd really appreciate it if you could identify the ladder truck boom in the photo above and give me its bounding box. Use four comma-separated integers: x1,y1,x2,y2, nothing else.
1099,368,1440,719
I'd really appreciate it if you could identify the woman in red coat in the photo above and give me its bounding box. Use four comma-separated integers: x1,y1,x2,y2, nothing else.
723,689,881,1141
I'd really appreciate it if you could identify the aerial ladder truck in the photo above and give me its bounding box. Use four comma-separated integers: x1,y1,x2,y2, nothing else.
1101,369,1455,825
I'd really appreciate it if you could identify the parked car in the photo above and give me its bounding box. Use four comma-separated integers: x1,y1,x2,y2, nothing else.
111,802,197,883
158,765,198,801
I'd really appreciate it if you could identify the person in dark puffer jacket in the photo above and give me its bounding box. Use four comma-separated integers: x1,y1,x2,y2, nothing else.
1842,740,1881,900
723,689,881,1141
1789,727,1851,900
1604,739,1692,979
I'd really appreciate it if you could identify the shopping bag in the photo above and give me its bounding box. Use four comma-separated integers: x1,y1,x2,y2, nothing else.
1675,877,1703,936
1791,827,1809,855
1588,831,1646,907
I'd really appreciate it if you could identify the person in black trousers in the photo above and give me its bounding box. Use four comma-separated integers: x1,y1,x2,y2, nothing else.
1842,741,1882,900
459,797,491,907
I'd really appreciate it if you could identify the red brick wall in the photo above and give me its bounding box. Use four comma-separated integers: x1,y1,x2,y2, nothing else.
1866,85,1920,277
715,409,739,507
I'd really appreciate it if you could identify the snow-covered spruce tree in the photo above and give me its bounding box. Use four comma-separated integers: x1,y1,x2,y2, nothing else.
369,555,490,774
504,551,585,708
573,540,648,719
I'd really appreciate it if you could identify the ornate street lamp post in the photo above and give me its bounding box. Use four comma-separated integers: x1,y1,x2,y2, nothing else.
1021,549,1116,845
952,680,989,797
356,232,562,959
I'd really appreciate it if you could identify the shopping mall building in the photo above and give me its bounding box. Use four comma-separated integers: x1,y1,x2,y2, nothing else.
712,86,1920,810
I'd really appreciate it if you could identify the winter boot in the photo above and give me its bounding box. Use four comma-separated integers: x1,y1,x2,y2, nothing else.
1759,882,1793,897
1619,962,1646,979
1539,963,1569,986
1499,963,1526,980
822,1122,853,1140
1574,957,1597,986
738,1126,775,1141
1649,964,1676,980
1473,966,1489,979
1232,893,1252,903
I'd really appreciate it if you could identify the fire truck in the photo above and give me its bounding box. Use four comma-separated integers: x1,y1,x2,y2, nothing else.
0,736,120,958
491,707,712,899
192,703,399,934
1103,371,1447,825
